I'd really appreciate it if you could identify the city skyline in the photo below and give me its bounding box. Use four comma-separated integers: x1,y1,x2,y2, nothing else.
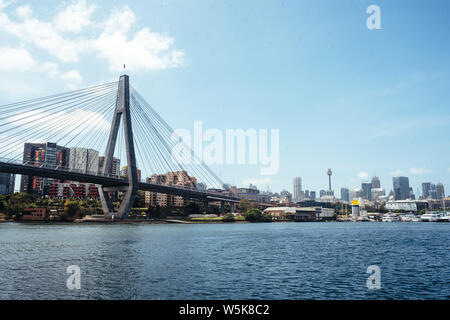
0,0,449,195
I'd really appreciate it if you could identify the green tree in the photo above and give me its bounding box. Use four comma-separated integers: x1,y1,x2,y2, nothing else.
244,208,272,222
238,199,253,213
183,201,201,216
133,190,146,208
6,193,35,218
63,200,82,220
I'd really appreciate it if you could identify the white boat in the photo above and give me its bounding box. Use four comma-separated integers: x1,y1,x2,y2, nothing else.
382,213,400,222
437,214,450,222
420,212,440,222
400,214,419,222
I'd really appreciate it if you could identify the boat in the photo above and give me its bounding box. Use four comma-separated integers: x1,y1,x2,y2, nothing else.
382,213,400,222
400,214,419,222
420,212,440,222
437,214,450,222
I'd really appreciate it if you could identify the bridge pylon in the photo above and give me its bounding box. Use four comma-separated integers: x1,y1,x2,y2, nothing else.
99,75,138,219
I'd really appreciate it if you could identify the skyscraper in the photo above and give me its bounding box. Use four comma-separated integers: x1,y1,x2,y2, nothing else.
393,176,410,200
371,176,381,189
340,188,350,202
361,182,372,201
422,182,432,199
437,183,445,200
293,177,302,202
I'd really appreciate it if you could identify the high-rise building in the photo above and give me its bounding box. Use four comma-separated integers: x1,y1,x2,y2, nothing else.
69,148,99,174
310,191,316,200
371,188,386,201
393,176,410,200
293,177,302,202
371,176,381,189
98,156,120,177
340,188,350,202
422,182,432,199
437,183,445,200
429,184,438,200
319,190,326,197
0,173,15,195
361,182,372,201
350,188,363,201
20,142,70,195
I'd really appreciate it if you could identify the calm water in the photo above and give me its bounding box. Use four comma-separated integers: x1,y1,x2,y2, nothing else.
0,222,448,300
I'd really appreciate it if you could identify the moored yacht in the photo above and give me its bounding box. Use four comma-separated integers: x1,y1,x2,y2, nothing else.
420,212,440,222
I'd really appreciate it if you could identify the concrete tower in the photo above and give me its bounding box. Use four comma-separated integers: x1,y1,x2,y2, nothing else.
327,168,332,191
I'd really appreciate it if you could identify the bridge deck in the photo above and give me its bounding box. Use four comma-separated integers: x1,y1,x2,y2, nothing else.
0,161,239,203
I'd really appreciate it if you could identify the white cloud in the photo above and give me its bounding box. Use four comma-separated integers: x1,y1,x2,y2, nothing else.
53,0,96,34
409,167,432,175
0,1,184,71
92,6,184,71
0,47,36,71
390,170,405,176
60,70,82,83
357,172,370,180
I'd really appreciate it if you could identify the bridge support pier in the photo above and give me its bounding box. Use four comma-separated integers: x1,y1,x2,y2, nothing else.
230,202,237,213
99,75,138,220
221,201,225,215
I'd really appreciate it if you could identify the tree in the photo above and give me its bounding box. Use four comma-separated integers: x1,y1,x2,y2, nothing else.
63,200,82,220
183,201,201,216
6,193,35,218
238,199,253,213
133,190,146,208
244,208,272,222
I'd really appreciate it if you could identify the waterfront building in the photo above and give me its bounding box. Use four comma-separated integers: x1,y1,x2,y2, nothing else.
145,171,197,207
0,173,15,195
263,207,318,222
393,176,410,200
340,188,350,203
20,142,70,195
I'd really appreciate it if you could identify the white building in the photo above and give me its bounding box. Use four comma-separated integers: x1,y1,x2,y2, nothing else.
69,148,99,174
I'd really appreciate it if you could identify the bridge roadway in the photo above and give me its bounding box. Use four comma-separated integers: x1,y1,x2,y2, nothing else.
0,161,240,203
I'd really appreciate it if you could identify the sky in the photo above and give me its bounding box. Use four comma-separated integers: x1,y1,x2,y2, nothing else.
0,0,449,197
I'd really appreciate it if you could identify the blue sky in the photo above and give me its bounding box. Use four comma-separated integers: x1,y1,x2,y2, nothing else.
0,0,449,196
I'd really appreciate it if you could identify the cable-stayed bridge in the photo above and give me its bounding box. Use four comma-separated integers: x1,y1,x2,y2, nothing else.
0,75,239,219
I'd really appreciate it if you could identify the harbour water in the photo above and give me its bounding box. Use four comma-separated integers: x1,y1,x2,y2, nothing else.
0,222,448,300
